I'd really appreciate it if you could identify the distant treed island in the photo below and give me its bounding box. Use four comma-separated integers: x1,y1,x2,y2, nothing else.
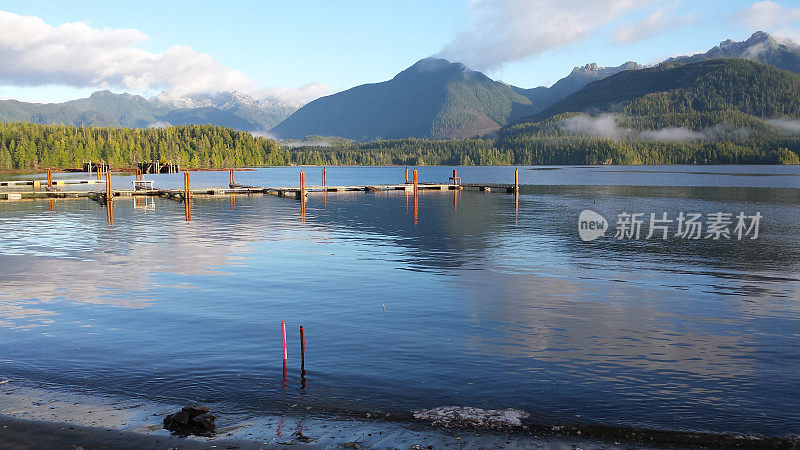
1,32,800,168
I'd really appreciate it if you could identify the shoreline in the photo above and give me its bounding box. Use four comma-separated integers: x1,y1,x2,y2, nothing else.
1,382,797,449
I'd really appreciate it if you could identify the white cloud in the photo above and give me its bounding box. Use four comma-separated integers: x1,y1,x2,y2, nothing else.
766,118,800,133
256,83,332,107
734,1,800,44
614,8,694,43
559,114,712,142
0,10,328,103
559,114,629,139
436,0,659,71
639,127,704,141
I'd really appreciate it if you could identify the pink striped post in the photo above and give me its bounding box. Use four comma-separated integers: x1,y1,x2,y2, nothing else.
281,320,288,361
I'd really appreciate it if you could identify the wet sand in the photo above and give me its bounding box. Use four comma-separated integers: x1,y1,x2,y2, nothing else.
1,382,797,449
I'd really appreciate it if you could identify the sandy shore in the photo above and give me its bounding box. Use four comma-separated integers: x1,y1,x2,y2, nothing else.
1,381,797,449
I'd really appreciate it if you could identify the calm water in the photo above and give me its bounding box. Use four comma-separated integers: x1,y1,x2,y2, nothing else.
1,165,799,436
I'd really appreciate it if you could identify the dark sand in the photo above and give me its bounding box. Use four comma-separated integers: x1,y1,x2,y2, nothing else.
1,382,798,449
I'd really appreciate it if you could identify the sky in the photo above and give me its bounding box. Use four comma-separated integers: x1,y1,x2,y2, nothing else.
0,0,799,104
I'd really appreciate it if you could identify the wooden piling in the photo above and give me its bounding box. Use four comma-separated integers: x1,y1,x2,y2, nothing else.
300,171,306,219
405,167,409,184
322,168,326,187
229,169,235,186
413,169,418,192
514,169,519,193
105,170,112,202
183,172,191,200
96,166,101,180
46,169,53,188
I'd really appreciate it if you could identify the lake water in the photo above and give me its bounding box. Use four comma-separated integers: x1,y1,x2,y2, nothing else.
1,165,799,436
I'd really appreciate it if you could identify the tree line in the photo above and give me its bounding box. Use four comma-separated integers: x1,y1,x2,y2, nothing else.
0,120,797,170
0,122,289,169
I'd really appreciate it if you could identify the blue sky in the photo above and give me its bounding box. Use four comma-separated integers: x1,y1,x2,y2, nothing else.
0,0,798,103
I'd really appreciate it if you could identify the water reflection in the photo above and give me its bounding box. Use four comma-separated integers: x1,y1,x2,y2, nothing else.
0,172,798,436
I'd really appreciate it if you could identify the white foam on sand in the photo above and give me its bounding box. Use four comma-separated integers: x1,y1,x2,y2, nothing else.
413,406,530,429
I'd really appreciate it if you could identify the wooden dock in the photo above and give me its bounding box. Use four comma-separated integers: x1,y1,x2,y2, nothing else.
0,168,520,204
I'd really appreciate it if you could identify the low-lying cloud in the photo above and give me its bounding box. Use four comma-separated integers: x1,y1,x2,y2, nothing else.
766,118,800,133
558,114,748,142
0,10,328,103
559,114,628,139
639,127,705,141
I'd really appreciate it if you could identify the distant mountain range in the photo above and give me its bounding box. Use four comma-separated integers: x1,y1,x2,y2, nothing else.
274,31,800,140
1,31,798,141
271,59,643,140
666,31,800,74
0,90,298,131
524,58,800,123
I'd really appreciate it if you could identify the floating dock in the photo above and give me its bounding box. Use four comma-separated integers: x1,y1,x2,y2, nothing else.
0,168,520,204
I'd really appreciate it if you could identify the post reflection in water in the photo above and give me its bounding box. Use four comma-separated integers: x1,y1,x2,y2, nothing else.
184,199,191,222
230,195,236,210
281,359,288,393
413,191,418,225
105,200,114,225
47,199,54,211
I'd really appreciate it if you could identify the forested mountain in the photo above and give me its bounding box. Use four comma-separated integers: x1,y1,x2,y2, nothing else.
526,58,800,121
512,61,642,114
272,58,537,140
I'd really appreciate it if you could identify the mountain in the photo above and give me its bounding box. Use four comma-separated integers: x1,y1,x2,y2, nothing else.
153,91,299,130
272,58,538,140
667,31,800,74
526,58,800,122
0,90,299,131
512,61,642,114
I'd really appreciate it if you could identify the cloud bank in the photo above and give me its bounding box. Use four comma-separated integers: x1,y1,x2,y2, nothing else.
614,8,694,43
766,118,800,133
436,0,676,71
558,114,744,142
734,1,800,44
0,10,328,103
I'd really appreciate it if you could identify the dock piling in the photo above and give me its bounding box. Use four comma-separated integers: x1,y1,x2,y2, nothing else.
46,169,53,188
300,326,305,363
300,171,306,218
105,170,112,202
281,320,288,361
183,172,191,200
229,169,235,187
322,168,326,187
413,169,418,192
405,167,409,184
